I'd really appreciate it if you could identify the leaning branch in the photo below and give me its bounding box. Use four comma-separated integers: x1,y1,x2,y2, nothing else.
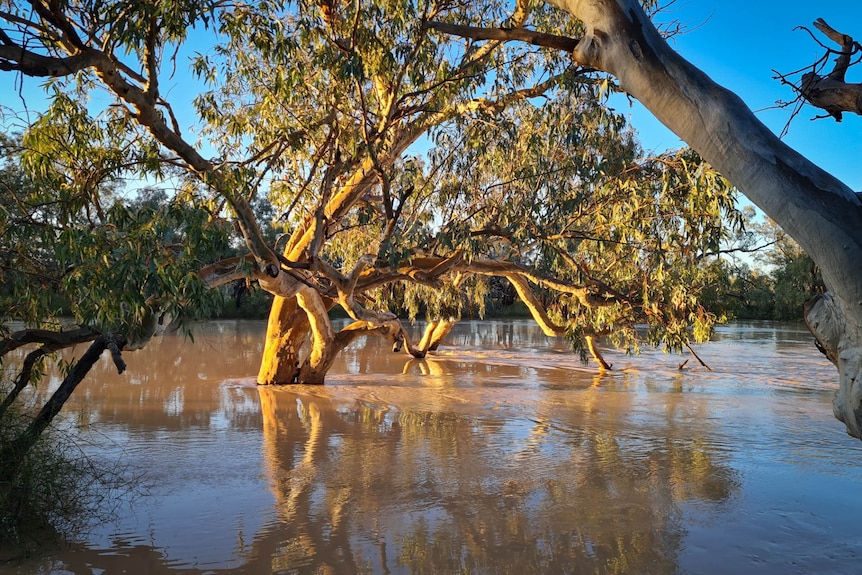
814,18,858,81
0,45,94,76
0,346,52,419
0,326,99,358
0,334,126,472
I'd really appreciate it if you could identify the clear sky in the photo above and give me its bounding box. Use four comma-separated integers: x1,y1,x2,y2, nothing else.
617,0,861,191
1,1,859,192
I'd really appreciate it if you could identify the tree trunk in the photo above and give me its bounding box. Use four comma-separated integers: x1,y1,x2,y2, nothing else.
0,336,122,481
426,320,456,351
258,296,309,385
547,0,862,437
294,286,338,385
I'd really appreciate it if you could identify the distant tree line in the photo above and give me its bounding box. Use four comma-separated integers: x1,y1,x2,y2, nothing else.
699,214,825,322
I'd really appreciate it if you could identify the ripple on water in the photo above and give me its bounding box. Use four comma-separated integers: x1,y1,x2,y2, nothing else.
9,320,862,575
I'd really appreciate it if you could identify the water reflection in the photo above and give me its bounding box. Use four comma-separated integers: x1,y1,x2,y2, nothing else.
250,381,739,574
7,320,862,575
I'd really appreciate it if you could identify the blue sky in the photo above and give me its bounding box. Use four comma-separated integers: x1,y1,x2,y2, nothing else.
618,0,860,191
2,1,859,192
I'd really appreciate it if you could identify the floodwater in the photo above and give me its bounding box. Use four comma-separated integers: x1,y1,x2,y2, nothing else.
7,319,862,574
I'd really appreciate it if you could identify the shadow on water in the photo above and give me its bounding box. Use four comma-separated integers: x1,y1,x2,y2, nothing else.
6,319,862,574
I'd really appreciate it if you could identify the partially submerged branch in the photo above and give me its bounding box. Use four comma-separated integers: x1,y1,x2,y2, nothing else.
0,334,127,474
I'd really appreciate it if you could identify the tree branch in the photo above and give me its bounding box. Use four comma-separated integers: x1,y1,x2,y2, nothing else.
0,326,99,358
423,23,580,53
0,45,94,76
813,18,858,81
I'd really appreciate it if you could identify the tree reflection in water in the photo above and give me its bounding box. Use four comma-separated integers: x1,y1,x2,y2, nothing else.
16,320,853,574
256,379,738,574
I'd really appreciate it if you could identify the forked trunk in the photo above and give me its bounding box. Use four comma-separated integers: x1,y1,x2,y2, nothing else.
419,319,457,352
260,285,422,385
258,288,338,385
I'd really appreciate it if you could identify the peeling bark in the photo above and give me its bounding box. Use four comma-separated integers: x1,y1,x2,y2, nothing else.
806,293,862,437
800,73,862,120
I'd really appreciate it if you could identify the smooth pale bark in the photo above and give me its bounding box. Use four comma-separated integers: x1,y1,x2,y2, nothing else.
504,273,612,367
358,255,624,366
258,297,310,384
585,335,611,370
505,274,567,338
424,320,456,351
546,0,862,437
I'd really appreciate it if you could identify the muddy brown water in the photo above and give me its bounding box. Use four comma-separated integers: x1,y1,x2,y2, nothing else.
6,320,862,574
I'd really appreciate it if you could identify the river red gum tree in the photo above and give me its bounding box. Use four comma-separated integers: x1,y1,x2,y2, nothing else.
3,1,737,401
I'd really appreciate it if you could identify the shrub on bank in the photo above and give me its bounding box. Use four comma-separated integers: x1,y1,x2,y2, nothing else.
0,400,135,557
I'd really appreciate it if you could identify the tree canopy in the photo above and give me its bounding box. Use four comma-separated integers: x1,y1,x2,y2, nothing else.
1,0,743,390
497,0,862,438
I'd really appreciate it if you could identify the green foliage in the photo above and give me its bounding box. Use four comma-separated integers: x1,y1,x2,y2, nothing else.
703,216,825,322
1,129,231,337
426,88,742,353
771,252,821,320
757,219,824,320
1,0,750,372
214,281,275,319
189,0,580,220
0,399,133,547
380,274,490,321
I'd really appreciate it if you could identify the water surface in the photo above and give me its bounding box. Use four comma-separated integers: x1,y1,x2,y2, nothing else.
8,320,862,574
